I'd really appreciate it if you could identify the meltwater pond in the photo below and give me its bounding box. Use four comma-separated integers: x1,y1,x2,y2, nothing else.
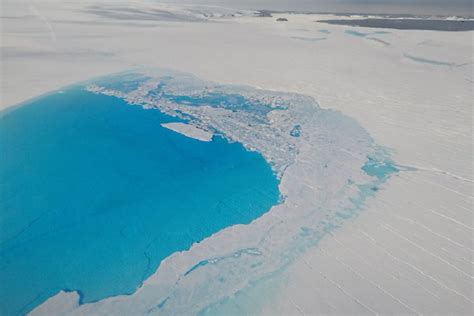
0,86,280,315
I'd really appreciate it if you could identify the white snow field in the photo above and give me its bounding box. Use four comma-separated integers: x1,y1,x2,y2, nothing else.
1,0,473,315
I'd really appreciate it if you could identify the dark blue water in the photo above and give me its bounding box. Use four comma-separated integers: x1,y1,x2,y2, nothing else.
0,86,280,315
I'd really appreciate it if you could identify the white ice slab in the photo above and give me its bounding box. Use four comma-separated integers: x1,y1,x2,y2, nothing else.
161,122,213,142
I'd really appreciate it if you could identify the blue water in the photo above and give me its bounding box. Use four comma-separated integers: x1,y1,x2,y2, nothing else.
403,54,455,67
92,73,286,118
362,156,399,181
345,30,370,37
96,73,285,116
289,125,302,137
290,36,327,42
345,30,390,38
0,86,280,315
166,92,275,114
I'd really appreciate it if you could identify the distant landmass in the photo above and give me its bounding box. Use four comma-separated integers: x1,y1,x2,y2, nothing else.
318,18,474,31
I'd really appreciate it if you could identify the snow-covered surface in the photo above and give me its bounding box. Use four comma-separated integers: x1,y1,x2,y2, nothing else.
161,122,213,142
1,0,472,315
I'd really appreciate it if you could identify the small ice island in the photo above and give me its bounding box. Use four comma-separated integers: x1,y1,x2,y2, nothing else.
161,122,213,142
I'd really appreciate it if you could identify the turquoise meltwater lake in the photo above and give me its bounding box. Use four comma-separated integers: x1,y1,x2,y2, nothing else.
0,86,280,315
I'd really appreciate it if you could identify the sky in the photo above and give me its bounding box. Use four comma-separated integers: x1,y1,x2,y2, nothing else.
162,0,473,16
